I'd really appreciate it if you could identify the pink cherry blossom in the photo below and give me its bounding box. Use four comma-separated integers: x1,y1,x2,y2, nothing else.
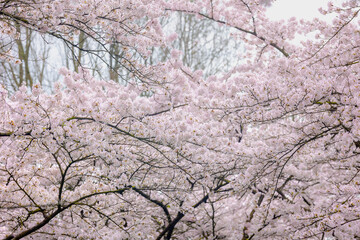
1,0,360,239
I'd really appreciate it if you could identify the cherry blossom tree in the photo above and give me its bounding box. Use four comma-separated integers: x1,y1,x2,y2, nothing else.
1,0,360,239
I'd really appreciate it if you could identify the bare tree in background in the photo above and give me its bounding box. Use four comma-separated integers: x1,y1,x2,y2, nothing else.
0,24,56,93
1,10,241,91
148,12,241,77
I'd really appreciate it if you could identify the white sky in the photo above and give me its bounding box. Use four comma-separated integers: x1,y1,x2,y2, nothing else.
266,0,342,21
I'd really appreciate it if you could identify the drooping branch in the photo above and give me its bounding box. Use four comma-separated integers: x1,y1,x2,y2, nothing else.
4,188,130,240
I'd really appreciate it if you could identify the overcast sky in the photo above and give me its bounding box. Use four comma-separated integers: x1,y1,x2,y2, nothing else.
266,0,342,21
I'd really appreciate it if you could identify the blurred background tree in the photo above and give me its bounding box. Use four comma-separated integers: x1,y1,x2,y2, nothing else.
0,12,242,92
